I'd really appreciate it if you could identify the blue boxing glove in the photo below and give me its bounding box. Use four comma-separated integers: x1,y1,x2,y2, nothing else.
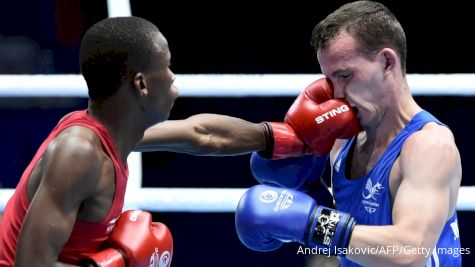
250,152,334,208
235,184,354,255
250,152,326,190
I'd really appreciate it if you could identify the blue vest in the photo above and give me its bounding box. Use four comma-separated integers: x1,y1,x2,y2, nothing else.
332,111,461,267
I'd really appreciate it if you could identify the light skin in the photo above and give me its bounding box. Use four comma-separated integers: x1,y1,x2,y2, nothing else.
318,31,461,267
13,32,265,267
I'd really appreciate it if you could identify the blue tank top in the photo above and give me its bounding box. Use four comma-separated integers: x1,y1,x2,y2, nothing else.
332,111,461,267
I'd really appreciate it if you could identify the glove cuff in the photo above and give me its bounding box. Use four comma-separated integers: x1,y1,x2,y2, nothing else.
258,122,307,159
305,206,355,256
81,248,126,267
257,122,274,159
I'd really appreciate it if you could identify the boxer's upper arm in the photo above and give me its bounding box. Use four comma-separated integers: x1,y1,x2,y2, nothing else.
136,113,265,155
15,136,101,266
393,125,460,254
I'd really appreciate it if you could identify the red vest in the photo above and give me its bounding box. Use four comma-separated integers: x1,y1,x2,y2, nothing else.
0,110,128,266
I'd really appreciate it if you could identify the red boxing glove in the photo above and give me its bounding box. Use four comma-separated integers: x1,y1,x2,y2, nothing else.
285,77,361,155
83,210,173,267
259,121,306,159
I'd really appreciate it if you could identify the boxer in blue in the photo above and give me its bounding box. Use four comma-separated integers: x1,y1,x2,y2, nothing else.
235,1,462,266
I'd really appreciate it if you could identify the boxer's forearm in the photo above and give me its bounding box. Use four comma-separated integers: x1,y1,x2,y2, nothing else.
135,113,266,155
306,254,339,267
345,225,431,267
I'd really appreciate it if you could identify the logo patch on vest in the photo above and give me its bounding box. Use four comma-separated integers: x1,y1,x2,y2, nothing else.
149,247,171,267
361,178,384,214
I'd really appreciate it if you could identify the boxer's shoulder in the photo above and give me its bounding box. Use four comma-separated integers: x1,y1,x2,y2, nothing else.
50,126,110,164
402,122,457,158
421,122,455,141
399,122,460,183
41,126,116,220
42,126,108,192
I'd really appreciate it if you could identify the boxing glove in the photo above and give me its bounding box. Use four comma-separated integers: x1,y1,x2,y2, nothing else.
82,210,173,267
250,152,334,208
284,77,361,155
235,184,354,255
258,121,307,159
259,77,360,159
250,152,327,190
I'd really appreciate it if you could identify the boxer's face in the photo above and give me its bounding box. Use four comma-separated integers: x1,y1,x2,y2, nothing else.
140,34,178,126
317,31,393,127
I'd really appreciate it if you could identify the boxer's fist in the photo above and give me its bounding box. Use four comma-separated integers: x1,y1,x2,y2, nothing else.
250,152,325,190
235,184,316,251
259,78,360,159
250,152,334,208
235,185,354,255
83,210,173,267
259,121,307,159
285,77,361,155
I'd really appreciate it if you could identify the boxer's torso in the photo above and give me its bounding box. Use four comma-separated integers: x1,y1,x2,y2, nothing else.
331,110,461,267
0,110,128,266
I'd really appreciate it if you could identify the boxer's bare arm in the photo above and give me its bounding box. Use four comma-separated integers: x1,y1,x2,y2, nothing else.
306,254,340,267
15,134,100,267
346,124,461,266
135,113,266,155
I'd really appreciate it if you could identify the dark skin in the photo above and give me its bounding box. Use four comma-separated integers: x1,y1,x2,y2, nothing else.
14,31,266,266
136,113,266,155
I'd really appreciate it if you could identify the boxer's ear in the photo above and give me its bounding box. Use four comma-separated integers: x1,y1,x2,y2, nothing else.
133,72,147,96
379,48,397,74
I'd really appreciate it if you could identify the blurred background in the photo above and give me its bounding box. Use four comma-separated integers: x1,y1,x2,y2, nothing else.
0,0,473,266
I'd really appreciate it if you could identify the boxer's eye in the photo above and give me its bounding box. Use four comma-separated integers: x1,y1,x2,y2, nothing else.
339,73,351,79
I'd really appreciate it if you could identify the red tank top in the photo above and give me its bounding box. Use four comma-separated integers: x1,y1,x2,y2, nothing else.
0,110,128,266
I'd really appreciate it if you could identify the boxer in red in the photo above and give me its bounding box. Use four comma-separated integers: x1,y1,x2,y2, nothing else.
0,16,179,267
0,16,359,267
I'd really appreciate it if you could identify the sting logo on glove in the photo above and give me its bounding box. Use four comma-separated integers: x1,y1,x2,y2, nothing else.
315,104,350,125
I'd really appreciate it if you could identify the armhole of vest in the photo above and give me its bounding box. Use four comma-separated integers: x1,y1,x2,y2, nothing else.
333,138,353,171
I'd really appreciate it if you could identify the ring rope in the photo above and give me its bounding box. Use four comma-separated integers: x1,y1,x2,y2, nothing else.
1,74,475,97
1,187,474,212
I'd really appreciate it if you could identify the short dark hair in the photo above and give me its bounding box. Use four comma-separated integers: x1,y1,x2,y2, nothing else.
80,16,161,100
311,1,407,74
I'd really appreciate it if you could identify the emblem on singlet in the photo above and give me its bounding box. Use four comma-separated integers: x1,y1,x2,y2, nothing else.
149,247,171,267
361,178,384,214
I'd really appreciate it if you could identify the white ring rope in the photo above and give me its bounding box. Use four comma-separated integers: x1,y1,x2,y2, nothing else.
106,0,131,18
1,74,475,97
1,187,474,212
0,74,474,212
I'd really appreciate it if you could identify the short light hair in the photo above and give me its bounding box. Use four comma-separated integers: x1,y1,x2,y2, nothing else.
311,1,407,74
